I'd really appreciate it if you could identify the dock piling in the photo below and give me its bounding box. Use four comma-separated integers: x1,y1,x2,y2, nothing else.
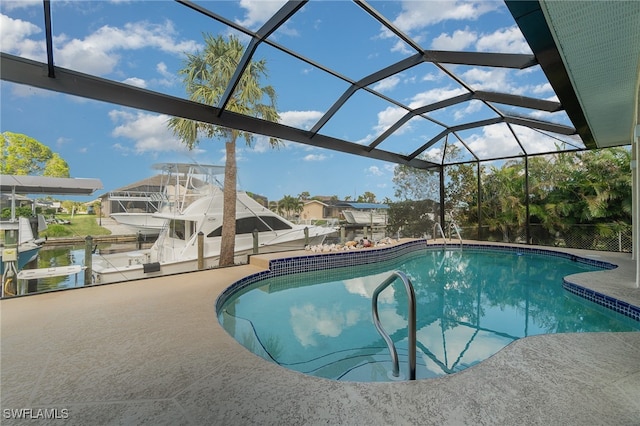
84,235,93,285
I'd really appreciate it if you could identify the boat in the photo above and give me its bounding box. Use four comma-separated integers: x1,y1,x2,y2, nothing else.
108,163,224,236
342,209,388,225
1,216,47,275
91,187,338,284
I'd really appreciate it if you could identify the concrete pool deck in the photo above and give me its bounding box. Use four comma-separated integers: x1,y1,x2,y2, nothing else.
1,241,639,425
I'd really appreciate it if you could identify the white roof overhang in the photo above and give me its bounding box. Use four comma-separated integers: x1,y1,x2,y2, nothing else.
0,175,103,196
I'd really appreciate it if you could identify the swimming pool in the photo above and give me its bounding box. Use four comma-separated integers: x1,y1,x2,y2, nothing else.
217,244,640,382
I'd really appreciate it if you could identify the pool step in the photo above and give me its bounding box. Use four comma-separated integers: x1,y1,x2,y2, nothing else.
280,346,438,382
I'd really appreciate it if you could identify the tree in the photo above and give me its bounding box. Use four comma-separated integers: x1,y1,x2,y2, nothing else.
298,191,310,201
168,34,280,266
481,161,527,242
268,200,279,213
392,164,439,201
444,162,477,225
1,132,70,177
392,145,469,203
529,147,631,248
278,195,303,220
356,191,377,203
387,199,438,238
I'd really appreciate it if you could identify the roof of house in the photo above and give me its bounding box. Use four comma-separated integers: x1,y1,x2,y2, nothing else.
303,199,328,207
334,202,389,210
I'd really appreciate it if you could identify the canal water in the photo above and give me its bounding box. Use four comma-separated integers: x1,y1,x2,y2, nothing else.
22,242,151,294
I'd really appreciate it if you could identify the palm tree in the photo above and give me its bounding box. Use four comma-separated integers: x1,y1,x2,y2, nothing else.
268,200,279,213
278,195,303,220
168,34,280,266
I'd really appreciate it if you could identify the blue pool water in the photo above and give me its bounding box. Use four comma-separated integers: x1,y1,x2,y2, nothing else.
218,248,640,382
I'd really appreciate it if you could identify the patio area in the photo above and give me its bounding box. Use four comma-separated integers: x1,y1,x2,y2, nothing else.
1,242,639,425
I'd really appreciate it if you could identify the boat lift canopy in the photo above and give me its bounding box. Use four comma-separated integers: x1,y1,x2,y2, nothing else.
0,175,103,195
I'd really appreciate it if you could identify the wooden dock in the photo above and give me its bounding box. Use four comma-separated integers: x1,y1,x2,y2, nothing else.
42,234,150,246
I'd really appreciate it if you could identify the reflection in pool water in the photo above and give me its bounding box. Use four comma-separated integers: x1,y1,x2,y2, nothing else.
218,248,640,382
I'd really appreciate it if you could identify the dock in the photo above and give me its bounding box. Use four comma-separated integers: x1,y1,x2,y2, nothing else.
41,217,158,246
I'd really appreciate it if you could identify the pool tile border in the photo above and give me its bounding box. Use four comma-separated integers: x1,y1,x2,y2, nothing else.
216,240,639,323
563,282,640,322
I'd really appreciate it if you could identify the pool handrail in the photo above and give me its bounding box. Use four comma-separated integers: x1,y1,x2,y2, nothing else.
449,221,463,246
371,270,417,380
433,223,446,246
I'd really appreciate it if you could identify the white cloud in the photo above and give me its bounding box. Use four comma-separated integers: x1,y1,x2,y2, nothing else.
459,68,517,93
423,146,444,163
289,303,364,347
476,26,531,54
465,124,522,158
367,166,384,177
55,21,200,75
0,13,43,59
531,82,553,95
422,73,440,82
343,272,396,303
236,0,288,28
453,99,483,121
0,1,40,12
1,13,199,77
390,39,412,55
430,25,530,54
431,29,477,50
512,125,574,153
371,75,400,93
373,106,407,134
156,62,171,78
122,77,147,88
303,154,326,162
55,136,72,147
154,62,178,87
247,137,278,153
108,110,196,154
409,87,468,109
279,110,323,130
391,1,499,34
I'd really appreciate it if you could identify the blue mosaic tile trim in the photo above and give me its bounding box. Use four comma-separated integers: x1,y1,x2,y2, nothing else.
216,269,272,312
216,240,623,314
459,243,617,270
563,281,640,322
267,239,429,276
216,240,428,311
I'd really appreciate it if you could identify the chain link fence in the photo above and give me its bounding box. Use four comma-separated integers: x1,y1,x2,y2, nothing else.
456,223,632,253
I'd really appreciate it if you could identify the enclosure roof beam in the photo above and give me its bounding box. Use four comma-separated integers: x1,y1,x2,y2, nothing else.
1,53,439,170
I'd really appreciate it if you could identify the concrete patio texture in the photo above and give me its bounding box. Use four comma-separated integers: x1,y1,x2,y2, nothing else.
1,243,639,425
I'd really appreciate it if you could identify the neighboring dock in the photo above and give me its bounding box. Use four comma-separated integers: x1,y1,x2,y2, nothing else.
41,217,157,246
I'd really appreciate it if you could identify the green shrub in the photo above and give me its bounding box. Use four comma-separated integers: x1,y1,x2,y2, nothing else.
1,206,33,219
41,224,73,238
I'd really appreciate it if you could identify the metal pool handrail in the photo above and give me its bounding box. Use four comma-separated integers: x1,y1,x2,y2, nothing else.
371,270,417,380
449,221,463,246
433,223,446,246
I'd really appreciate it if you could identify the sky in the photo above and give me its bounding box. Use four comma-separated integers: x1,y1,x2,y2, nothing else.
0,0,573,203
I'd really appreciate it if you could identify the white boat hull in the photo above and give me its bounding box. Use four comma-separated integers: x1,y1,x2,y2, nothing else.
343,210,387,225
93,188,337,284
91,232,329,284
110,212,167,235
